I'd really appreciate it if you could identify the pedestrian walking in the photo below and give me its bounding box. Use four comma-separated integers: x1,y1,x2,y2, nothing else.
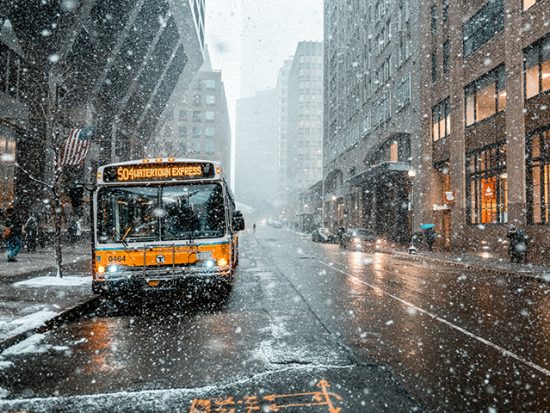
507,225,527,264
252,223,256,233
425,227,436,252
3,208,23,262
23,214,39,252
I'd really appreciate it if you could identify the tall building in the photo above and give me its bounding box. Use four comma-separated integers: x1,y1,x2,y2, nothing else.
323,0,420,242
274,59,293,209
286,42,324,196
234,89,278,212
0,0,204,212
156,48,232,174
417,0,550,263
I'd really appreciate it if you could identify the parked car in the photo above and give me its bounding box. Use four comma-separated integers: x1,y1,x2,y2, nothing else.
311,227,335,243
340,228,378,252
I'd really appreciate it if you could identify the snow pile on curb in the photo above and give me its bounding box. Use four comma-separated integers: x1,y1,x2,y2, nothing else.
14,276,91,287
0,310,58,341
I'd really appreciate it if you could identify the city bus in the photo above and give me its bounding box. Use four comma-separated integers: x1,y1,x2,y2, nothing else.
91,158,244,296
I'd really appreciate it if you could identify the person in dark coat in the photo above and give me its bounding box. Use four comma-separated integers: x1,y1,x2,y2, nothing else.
507,225,527,264
425,227,436,252
4,208,23,262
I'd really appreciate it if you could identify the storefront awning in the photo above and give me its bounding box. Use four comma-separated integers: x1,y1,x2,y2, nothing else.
347,162,412,186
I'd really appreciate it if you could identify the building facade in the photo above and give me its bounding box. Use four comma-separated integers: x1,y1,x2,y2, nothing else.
274,59,293,210
234,89,279,213
156,50,231,174
0,0,204,215
286,42,324,195
323,0,420,243
417,0,550,263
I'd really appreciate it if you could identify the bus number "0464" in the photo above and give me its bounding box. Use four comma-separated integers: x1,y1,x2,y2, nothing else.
108,256,126,263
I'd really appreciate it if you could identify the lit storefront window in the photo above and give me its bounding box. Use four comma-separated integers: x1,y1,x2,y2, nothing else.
524,35,550,99
527,128,550,225
465,65,506,126
0,125,17,208
466,142,508,224
523,0,537,11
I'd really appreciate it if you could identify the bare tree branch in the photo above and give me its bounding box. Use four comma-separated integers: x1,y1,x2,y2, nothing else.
14,162,54,190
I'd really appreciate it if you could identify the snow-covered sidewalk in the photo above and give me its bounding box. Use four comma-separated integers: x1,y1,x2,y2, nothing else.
0,244,94,349
0,245,89,280
381,245,550,281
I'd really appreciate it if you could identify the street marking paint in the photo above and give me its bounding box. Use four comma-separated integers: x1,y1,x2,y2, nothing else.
318,259,550,378
188,379,342,412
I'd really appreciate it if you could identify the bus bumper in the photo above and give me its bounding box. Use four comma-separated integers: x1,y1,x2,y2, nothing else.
92,266,233,294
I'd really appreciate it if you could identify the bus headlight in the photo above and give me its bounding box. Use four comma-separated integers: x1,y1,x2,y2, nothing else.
217,258,228,267
107,265,119,273
97,265,106,274
205,259,215,268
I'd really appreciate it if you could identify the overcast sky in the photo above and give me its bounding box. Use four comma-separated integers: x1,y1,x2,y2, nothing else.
204,0,323,183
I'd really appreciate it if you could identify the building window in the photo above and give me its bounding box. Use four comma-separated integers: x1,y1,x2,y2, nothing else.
178,126,187,137
192,94,201,106
390,141,399,162
442,0,449,24
205,111,215,121
206,95,215,105
205,127,215,136
396,74,411,109
205,79,216,88
527,128,550,224
465,65,506,126
192,126,201,136
431,52,437,82
0,125,16,208
205,140,216,155
192,111,202,122
431,5,437,33
432,98,451,142
524,35,550,99
523,0,537,10
442,40,449,74
466,142,508,225
463,0,504,57
178,110,187,120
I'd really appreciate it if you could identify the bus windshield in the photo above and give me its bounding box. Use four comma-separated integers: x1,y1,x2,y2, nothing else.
97,183,226,244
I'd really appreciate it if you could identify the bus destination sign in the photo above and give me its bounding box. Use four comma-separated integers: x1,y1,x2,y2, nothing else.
103,162,215,182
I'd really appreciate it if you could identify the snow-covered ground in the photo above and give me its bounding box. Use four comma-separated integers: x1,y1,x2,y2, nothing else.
14,275,91,287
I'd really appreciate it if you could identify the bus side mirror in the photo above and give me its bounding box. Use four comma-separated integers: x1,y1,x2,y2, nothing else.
232,211,245,232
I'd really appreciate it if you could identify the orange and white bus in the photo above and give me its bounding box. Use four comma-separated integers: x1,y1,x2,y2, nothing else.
91,158,244,296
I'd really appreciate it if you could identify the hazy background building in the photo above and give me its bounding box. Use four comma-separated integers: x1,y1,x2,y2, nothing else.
285,41,324,226
156,47,231,175
234,89,278,212
274,59,293,211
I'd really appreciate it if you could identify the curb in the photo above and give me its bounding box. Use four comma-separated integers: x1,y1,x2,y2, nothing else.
0,295,100,353
384,250,547,281
2,258,90,284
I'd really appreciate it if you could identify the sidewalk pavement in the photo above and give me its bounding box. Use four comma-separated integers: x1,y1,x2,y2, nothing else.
293,230,550,280
380,244,550,281
0,244,95,352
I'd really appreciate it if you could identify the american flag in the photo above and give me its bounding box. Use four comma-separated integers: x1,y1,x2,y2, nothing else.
59,127,94,166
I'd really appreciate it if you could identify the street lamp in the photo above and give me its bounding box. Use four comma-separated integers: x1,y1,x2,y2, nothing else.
407,168,417,254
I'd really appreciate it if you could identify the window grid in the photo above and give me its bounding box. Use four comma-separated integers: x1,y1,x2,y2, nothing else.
466,142,508,225
527,127,550,225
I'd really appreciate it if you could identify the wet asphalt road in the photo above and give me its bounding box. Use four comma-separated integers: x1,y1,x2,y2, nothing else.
1,227,549,412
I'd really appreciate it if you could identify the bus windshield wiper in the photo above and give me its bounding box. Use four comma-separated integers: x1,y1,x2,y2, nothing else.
113,228,129,249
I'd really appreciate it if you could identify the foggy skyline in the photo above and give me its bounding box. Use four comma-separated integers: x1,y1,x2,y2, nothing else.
205,0,323,185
